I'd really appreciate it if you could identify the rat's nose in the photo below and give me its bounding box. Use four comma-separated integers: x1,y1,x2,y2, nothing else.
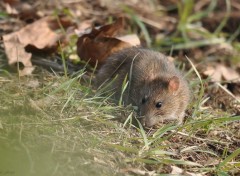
140,117,146,127
141,117,155,128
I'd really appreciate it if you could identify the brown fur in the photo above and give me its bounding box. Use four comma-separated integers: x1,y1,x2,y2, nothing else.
95,47,190,127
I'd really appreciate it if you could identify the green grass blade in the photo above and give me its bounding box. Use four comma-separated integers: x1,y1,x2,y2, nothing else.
58,41,68,78
60,90,76,113
188,0,217,22
161,158,202,166
149,124,178,145
122,5,151,46
119,74,129,106
172,38,225,50
218,148,240,169
107,144,138,154
123,112,133,128
214,0,231,35
228,24,240,43
185,55,204,118
136,119,149,149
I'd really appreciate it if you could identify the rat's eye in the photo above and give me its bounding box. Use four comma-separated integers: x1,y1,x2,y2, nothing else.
155,102,162,108
142,98,146,104
141,96,148,104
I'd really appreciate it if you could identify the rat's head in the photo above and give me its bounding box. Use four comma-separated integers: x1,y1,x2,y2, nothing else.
137,76,185,128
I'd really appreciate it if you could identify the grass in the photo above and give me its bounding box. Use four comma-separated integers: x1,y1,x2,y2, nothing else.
0,67,239,176
0,72,130,176
0,0,240,175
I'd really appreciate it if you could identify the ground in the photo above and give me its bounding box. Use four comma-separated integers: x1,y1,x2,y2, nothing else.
0,0,240,176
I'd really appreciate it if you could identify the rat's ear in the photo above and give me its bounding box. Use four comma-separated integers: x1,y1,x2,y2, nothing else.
168,76,179,92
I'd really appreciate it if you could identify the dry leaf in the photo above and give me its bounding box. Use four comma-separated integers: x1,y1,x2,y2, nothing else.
77,17,140,67
206,43,236,56
3,32,34,76
116,34,140,46
3,16,69,76
203,63,240,82
17,17,60,48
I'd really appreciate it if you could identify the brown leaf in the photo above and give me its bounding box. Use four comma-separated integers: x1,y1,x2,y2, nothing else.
77,17,139,67
77,36,132,67
96,17,124,37
203,63,240,82
3,16,67,76
18,18,60,49
3,32,34,76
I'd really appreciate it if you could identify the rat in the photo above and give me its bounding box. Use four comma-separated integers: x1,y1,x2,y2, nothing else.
95,47,190,128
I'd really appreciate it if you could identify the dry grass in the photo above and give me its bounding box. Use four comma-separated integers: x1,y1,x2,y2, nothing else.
0,0,240,175
0,67,239,176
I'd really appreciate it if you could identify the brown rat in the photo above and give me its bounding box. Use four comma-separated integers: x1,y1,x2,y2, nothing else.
95,47,190,128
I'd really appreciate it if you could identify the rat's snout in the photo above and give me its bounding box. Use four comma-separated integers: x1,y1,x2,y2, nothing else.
140,116,156,128
138,109,156,128
139,112,180,128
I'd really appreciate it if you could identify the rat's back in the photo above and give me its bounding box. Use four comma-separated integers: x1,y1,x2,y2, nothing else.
95,47,179,97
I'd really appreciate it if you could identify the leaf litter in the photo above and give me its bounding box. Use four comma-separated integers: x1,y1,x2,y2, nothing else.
2,16,74,75
0,0,240,175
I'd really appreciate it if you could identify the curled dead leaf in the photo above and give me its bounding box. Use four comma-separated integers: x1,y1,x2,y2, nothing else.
77,17,140,67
